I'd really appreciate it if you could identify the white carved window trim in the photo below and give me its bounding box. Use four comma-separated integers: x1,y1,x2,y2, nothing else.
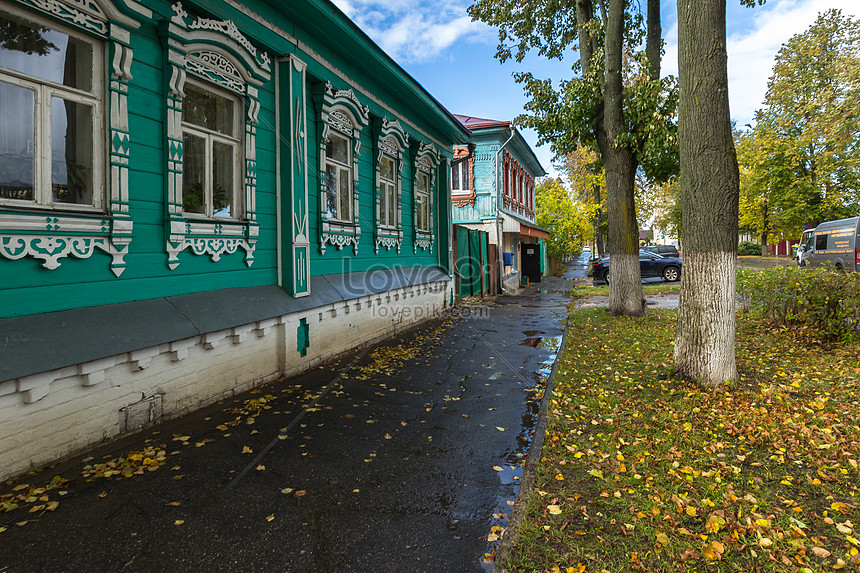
412,142,440,253
374,117,408,255
162,2,271,270
314,82,369,255
0,0,146,277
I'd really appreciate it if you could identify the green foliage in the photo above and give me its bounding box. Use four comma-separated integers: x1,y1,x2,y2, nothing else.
467,0,678,185
737,266,860,341
652,179,682,240
738,10,860,240
737,240,762,256
556,147,606,251
535,178,590,260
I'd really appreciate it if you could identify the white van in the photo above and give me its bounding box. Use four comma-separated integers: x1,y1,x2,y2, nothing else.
800,216,860,271
795,228,814,264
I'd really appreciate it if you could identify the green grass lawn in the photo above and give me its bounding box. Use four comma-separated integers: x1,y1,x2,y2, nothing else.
503,308,860,572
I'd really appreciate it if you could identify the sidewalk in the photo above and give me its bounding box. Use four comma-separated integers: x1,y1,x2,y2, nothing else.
0,275,573,573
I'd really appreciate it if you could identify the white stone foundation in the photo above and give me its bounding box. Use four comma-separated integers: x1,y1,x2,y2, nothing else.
0,281,449,481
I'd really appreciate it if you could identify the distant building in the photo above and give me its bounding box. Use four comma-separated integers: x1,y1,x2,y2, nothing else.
451,116,548,291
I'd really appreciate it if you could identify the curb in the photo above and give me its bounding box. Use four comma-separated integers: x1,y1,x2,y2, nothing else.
494,319,569,572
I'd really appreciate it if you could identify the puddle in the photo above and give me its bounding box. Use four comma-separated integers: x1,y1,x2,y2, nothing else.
481,334,562,571
519,334,562,350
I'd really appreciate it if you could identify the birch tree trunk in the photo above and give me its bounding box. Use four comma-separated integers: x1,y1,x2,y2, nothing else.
674,0,739,385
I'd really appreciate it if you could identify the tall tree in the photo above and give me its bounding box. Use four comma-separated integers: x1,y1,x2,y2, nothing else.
736,127,796,251
468,0,678,316
673,0,752,386
738,10,860,238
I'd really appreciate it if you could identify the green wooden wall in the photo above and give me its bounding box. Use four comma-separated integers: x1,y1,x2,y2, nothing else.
0,0,459,319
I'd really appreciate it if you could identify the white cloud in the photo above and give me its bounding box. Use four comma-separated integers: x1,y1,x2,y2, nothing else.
663,0,859,125
331,0,492,63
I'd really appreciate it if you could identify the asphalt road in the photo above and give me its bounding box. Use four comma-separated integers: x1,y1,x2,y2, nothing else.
0,275,572,573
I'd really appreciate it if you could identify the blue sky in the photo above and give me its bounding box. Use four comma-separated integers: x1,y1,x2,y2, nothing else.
332,0,858,177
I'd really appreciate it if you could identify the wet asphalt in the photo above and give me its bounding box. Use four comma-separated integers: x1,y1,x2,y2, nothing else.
0,271,581,573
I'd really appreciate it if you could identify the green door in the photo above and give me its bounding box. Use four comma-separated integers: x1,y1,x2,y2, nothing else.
456,226,471,299
468,229,481,296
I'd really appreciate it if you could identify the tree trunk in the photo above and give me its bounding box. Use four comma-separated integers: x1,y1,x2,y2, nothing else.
674,0,739,385
605,145,644,315
601,0,644,316
760,202,769,253
592,183,606,256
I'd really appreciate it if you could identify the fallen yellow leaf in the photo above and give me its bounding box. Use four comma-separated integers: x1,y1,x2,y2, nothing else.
548,505,562,515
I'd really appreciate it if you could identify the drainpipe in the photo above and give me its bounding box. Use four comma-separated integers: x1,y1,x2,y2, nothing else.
495,125,516,293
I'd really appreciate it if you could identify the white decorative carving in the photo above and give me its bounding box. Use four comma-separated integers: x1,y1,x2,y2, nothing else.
166,237,256,269
170,1,187,24
167,61,186,98
185,56,244,93
414,237,432,252
417,155,433,173
325,82,369,119
329,109,352,135
1,235,128,276
26,0,108,36
321,233,359,254
375,236,402,254
379,135,398,157
191,51,242,80
111,41,133,81
247,96,260,125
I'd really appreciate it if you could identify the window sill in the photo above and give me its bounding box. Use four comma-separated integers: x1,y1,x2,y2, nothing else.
0,202,105,216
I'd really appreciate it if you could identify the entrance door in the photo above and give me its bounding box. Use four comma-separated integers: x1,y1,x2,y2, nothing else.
522,242,541,283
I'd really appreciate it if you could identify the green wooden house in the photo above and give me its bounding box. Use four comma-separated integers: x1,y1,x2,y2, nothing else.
0,0,468,479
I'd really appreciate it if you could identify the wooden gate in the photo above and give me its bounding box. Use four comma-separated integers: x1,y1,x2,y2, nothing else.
454,226,490,299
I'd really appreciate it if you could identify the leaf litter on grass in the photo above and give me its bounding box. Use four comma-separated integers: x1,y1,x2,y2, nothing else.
502,307,860,572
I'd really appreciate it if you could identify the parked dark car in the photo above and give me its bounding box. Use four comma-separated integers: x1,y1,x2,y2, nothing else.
641,244,680,257
592,251,682,282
